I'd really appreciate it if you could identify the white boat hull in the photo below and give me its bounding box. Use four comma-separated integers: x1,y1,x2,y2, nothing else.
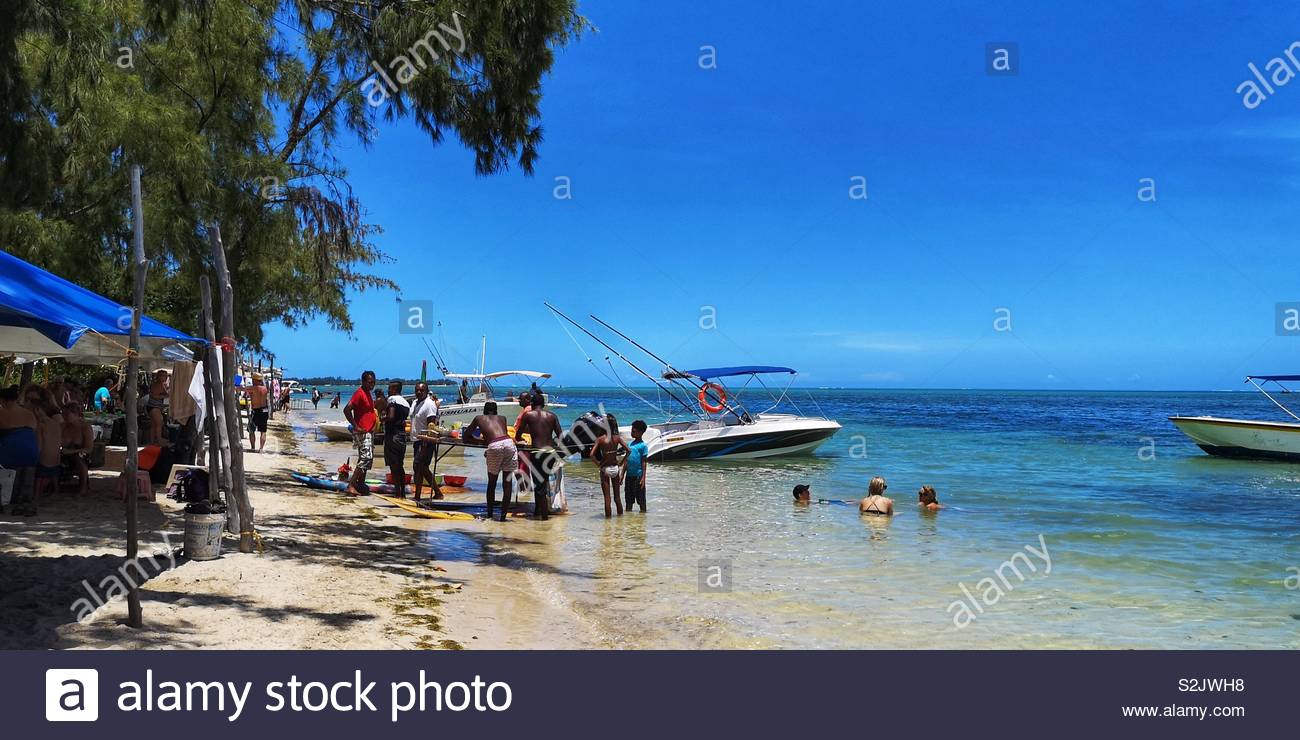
1169,416,1300,461
642,414,841,462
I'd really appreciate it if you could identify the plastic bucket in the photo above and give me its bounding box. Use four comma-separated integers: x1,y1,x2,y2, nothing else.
184,512,226,560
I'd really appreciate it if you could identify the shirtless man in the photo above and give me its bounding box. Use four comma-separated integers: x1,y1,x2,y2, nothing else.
590,413,628,517
60,403,94,495
244,373,270,452
465,401,516,521
515,393,563,520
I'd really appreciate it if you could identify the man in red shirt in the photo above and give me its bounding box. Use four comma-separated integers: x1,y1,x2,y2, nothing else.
343,370,379,496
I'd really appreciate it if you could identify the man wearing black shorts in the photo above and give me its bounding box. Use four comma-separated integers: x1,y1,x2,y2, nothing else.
409,382,442,500
383,381,410,496
515,393,563,520
246,373,270,452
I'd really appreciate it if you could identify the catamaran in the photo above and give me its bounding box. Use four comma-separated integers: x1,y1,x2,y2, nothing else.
546,304,841,462
1169,375,1300,461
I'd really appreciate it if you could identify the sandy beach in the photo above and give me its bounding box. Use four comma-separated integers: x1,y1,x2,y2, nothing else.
0,417,602,650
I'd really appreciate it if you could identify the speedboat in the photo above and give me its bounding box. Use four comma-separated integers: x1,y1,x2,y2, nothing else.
545,303,841,462
1170,375,1300,461
642,366,841,461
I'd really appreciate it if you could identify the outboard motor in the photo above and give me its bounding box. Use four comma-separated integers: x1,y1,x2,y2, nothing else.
559,411,608,458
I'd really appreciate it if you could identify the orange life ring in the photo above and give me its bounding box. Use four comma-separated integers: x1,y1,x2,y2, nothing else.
698,383,727,413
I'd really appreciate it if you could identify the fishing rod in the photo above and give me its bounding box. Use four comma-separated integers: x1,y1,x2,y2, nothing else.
545,303,699,416
588,313,749,421
421,337,449,376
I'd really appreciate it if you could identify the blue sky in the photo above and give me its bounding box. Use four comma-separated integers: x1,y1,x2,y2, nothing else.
264,1,1300,390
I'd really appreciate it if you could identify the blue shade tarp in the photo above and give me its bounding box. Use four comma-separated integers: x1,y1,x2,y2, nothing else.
0,249,200,364
665,365,797,380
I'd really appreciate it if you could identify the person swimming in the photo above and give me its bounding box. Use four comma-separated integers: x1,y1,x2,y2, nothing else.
918,485,943,511
792,483,855,506
859,476,895,516
793,483,812,503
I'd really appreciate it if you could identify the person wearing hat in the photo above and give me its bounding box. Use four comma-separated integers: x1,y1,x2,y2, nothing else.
245,372,270,452
792,483,813,504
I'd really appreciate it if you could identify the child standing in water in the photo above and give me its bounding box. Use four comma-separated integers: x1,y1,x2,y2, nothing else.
591,414,627,517
623,420,649,512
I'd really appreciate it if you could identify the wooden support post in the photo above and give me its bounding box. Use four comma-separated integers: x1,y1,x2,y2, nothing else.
199,282,233,518
207,226,254,553
123,164,146,628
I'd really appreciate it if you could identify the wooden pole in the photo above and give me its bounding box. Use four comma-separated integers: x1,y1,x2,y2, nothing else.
199,282,232,514
123,164,146,628
268,358,275,419
207,226,254,552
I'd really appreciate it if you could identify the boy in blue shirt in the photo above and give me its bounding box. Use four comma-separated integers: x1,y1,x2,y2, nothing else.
623,420,650,512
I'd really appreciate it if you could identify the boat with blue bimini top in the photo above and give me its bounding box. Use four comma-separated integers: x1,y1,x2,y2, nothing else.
645,365,843,461
1170,374,1300,461
546,304,841,462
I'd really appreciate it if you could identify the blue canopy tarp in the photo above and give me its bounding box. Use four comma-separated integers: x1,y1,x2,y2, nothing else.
665,365,797,380
0,249,199,364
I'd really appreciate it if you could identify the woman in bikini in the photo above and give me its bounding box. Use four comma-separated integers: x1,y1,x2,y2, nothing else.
147,370,169,446
590,413,627,517
859,476,895,516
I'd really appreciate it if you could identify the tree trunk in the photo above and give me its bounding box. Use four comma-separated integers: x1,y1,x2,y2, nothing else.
199,282,234,529
124,165,146,628
207,227,254,552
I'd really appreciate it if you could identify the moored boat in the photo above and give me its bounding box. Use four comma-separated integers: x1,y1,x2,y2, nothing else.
546,305,841,462
1170,375,1300,462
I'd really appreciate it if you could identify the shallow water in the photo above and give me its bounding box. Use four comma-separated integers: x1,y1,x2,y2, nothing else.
284,388,1300,648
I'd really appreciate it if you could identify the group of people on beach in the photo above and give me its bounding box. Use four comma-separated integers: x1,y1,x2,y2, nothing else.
0,380,100,516
466,404,649,522
341,372,443,502
791,477,943,514
334,371,650,522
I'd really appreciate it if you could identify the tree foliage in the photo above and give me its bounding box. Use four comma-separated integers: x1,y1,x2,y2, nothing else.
0,0,585,354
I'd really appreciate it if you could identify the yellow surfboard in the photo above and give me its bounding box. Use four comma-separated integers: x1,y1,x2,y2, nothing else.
373,494,477,520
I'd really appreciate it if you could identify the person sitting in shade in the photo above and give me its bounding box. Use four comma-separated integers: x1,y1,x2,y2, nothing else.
60,403,94,496
918,485,943,511
859,476,895,516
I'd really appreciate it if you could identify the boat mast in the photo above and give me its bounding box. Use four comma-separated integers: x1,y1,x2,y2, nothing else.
589,313,749,420
545,303,699,416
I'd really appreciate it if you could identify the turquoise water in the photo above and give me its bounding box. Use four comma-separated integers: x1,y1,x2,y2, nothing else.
292,388,1300,648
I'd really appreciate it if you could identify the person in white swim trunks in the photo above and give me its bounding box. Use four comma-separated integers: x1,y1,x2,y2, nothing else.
590,413,629,518
466,401,517,521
